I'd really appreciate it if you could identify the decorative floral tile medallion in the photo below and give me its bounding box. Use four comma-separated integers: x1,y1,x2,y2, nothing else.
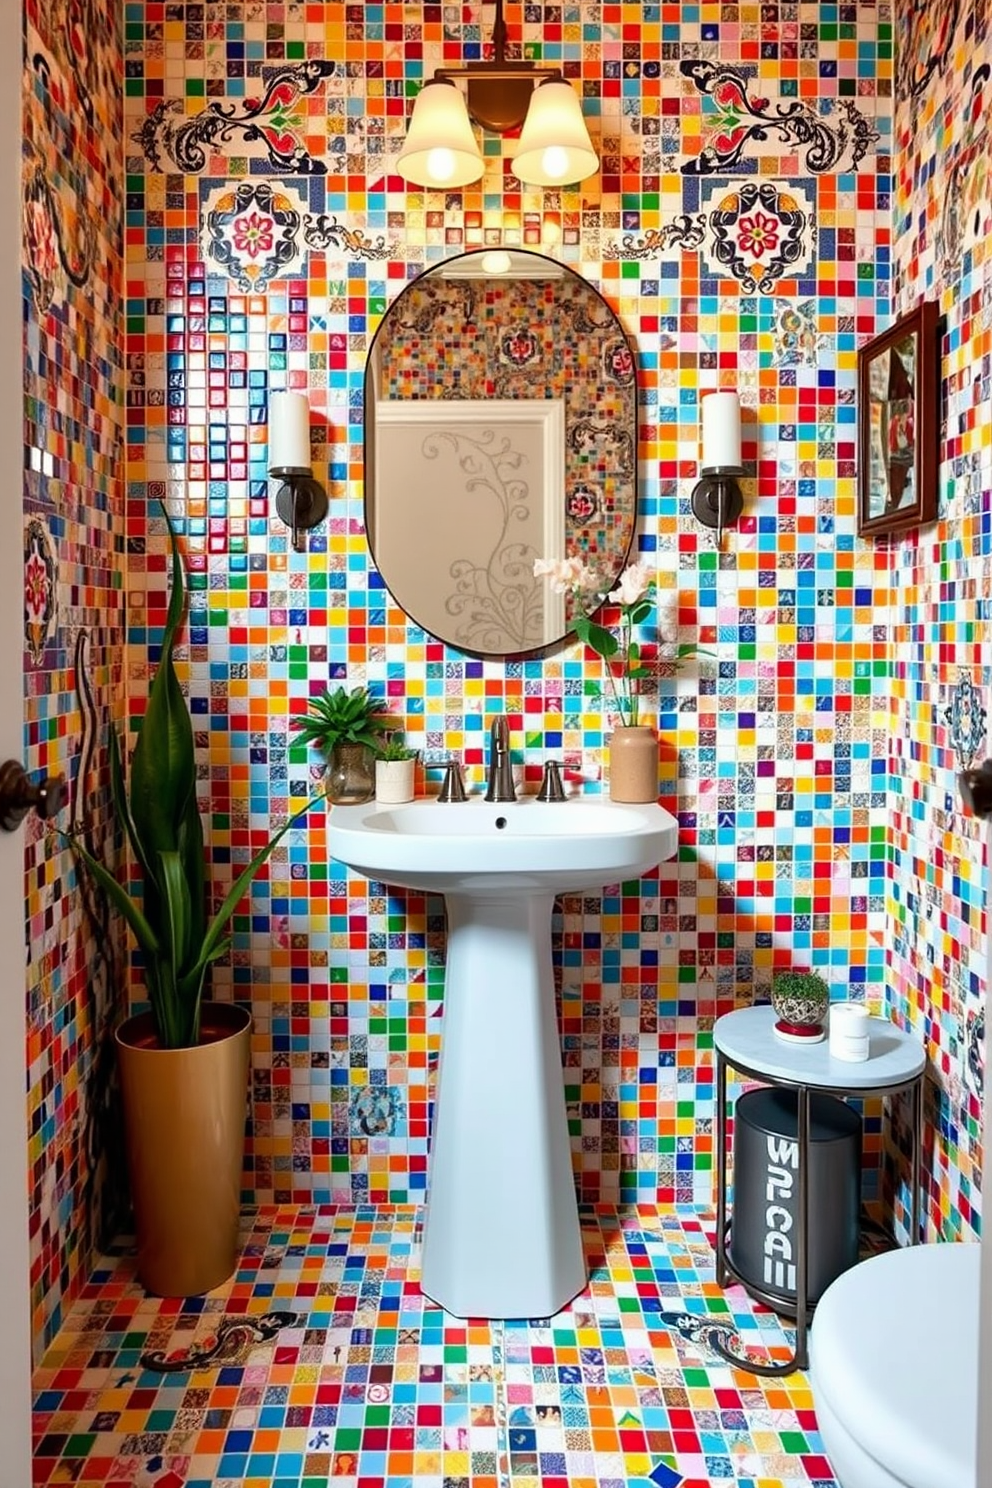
200,178,309,291
702,179,816,293
566,483,600,526
349,1083,404,1137
769,297,824,367
24,517,57,666
499,326,541,368
943,671,987,766
602,335,635,385
21,162,63,315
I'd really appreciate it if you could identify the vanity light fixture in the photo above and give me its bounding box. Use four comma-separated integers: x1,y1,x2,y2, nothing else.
267,390,328,553
480,249,513,275
691,390,745,549
395,0,598,190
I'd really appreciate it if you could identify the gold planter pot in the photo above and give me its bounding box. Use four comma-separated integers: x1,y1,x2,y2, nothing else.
607,725,659,802
115,1000,251,1297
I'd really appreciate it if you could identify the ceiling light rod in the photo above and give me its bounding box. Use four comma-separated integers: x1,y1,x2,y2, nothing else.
432,0,565,132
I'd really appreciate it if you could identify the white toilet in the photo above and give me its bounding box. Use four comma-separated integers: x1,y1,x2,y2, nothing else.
809,1242,978,1488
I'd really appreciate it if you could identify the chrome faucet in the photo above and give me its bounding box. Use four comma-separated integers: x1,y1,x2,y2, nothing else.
484,715,516,802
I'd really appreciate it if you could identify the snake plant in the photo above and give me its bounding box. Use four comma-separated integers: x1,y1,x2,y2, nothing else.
65,508,318,1048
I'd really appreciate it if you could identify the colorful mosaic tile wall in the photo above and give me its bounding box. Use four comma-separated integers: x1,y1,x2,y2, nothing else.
119,0,898,1226
886,0,992,1241
26,0,992,1365
22,1,126,1355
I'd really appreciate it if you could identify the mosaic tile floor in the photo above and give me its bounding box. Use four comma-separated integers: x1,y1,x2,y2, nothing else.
32,1205,839,1488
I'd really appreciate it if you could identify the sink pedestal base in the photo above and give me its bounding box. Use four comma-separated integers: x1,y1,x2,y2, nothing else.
419,891,587,1319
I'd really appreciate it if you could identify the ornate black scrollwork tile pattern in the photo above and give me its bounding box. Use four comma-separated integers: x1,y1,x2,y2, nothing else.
131,61,336,174
680,60,878,175
140,1311,300,1372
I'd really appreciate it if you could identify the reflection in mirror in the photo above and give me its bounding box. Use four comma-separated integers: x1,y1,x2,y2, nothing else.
364,249,637,656
857,300,938,538
865,336,915,519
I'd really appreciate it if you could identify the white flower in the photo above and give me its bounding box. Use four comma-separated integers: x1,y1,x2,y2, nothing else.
536,557,710,728
607,561,654,607
533,555,601,594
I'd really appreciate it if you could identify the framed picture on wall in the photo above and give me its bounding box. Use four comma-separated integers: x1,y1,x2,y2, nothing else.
856,300,940,538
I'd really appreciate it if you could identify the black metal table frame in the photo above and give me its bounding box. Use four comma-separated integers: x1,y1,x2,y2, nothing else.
714,1047,925,1375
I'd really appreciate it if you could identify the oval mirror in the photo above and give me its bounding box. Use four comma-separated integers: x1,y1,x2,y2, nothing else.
364,248,638,657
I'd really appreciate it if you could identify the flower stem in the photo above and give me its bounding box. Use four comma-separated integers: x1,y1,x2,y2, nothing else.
623,610,638,726
600,615,629,727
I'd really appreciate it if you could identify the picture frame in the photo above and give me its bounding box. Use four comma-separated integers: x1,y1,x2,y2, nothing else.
857,300,940,538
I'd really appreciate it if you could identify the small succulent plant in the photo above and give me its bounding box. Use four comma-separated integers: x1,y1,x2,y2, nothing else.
771,969,831,1030
291,685,388,756
376,731,418,762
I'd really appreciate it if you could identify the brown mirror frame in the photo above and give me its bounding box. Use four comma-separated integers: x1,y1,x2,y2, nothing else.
857,300,940,538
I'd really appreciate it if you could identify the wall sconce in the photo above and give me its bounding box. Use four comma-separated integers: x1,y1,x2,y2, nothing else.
691,391,745,548
396,0,598,190
268,390,328,553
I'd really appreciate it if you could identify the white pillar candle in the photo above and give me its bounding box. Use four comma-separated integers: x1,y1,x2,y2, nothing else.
830,1002,869,1035
268,390,311,470
829,1001,870,1061
701,390,742,470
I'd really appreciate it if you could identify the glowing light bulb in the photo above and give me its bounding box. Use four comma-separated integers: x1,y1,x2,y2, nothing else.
426,146,456,182
540,145,570,180
481,250,512,275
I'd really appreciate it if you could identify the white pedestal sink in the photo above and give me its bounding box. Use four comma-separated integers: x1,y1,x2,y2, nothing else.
328,795,678,1318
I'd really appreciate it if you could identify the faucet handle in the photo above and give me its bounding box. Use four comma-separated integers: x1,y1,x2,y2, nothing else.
438,759,468,802
537,760,566,802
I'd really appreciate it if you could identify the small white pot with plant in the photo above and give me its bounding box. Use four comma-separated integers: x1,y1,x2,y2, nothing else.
374,732,419,804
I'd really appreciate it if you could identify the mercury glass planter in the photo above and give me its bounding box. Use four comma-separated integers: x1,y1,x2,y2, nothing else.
325,742,375,805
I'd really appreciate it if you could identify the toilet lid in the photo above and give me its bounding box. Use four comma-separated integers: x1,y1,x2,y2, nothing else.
810,1242,979,1488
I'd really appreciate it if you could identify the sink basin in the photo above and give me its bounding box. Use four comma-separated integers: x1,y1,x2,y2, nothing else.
328,796,678,894
328,793,679,1319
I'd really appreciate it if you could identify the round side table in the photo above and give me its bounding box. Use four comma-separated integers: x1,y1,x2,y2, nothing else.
713,1004,926,1375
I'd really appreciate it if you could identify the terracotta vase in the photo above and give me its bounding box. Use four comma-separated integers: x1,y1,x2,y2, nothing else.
608,725,659,802
115,1001,251,1296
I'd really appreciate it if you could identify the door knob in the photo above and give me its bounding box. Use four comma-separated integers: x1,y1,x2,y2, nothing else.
0,759,67,831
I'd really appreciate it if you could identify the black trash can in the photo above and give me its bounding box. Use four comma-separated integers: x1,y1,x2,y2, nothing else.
728,1086,861,1315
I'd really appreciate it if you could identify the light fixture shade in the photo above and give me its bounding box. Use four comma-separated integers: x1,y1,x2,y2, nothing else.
511,79,598,187
700,391,742,469
269,390,311,471
480,249,512,275
396,80,485,188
